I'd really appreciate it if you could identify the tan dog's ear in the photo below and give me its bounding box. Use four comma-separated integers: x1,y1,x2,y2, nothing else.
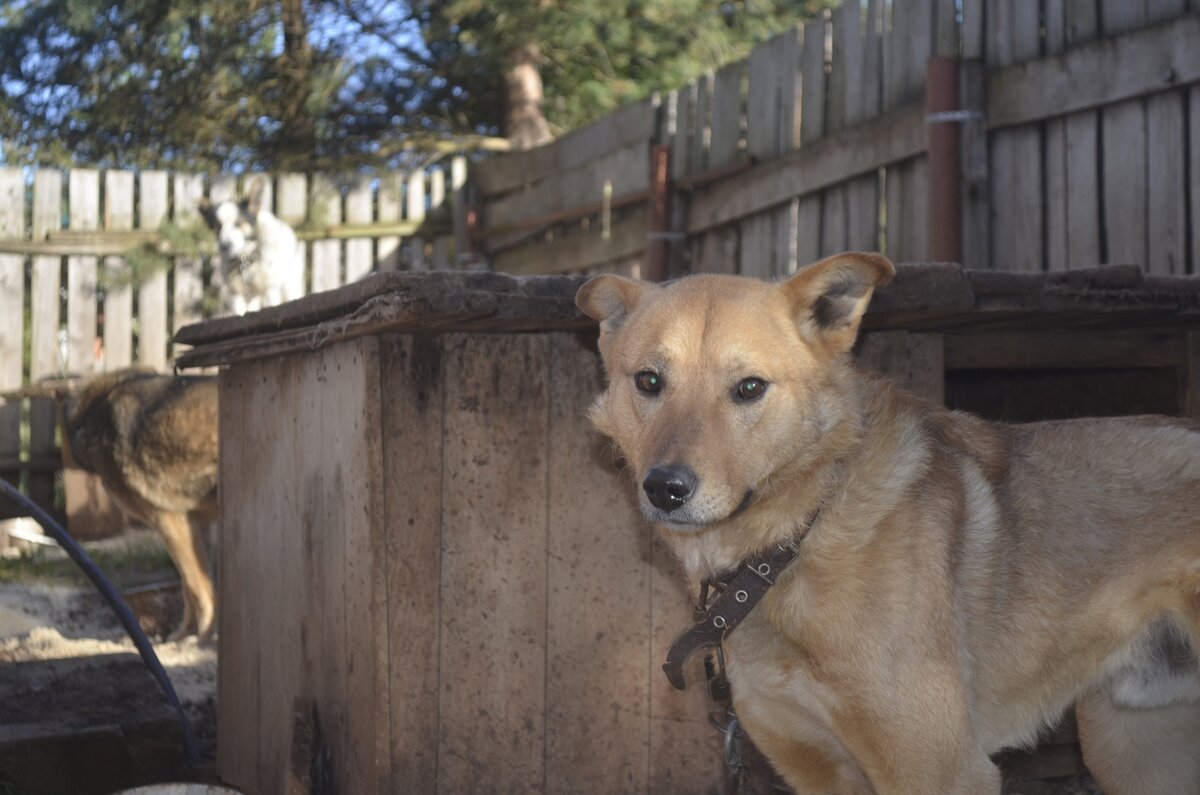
576,275,653,332
780,252,895,355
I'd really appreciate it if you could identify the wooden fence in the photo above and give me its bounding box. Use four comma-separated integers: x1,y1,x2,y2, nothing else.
0,163,468,519
475,0,1200,280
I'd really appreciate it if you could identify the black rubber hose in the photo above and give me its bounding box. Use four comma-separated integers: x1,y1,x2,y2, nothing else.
0,477,199,771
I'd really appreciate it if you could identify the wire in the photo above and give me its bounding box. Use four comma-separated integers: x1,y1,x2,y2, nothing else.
0,477,199,771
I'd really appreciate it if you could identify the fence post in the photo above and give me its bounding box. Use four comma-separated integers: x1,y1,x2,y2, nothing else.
959,58,990,270
926,57,961,264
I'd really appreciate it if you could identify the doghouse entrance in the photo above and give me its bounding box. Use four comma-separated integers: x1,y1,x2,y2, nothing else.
946,367,1179,422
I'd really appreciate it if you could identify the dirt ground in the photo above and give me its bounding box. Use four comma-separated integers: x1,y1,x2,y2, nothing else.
0,529,217,792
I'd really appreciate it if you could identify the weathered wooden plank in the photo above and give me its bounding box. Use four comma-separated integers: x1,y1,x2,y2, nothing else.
209,173,237,204
904,156,928,262
29,169,62,512
934,0,956,57
800,19,825,145
557,96,658,174
1146,0,1187,22
0,168,23,506
1044,0,1066,52
857,331,945,403
883,0,906,111
1192,85,1200,274
1102,100,1147,266
988,15,1200,130
741,34,787,278
1100,0,1145,33
378,173,402,272
790,20,821,272
545,332,652,792
821,185,848,257
1044,119,1068,271
407,170,427,270
959,0,983,57
215,366,257,790
832,3,859,130
862,0,884,117
430,168,449,269
843,0,882,255
1044,2,1069,271
311,175,343,292
438,334,549,794
709,62,744,168
693,72,713,175
990,128,1044,271
345,176,374,283
1010,0,1041,62
1063,112,1102,269
693,226,740,275
493,215,647,275
68,169,100,375
323,337,387,794
846,172,880,251
103,170,135,367
173,173,205,339
137,171,169,370
649,529,725,792
451,156,469,268
886,162,905,261
379,334,442,789
483,141,651,237
903,0,934,99
1066,0,1100,44
688,101,924,236
276,173,309,294
474,97,657,197
1146,90,1186,274
246,356,298,795
991,1,1043,272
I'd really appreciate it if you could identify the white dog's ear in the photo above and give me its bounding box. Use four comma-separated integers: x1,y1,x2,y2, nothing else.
780,252,895,355
244,178,264,216
576,275,654,332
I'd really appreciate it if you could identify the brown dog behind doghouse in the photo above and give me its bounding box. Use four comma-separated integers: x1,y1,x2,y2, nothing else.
577,253,1200,794
65,368,218,642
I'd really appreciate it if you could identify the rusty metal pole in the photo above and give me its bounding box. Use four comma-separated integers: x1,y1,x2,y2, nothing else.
925,57,961,264
645,144,672,282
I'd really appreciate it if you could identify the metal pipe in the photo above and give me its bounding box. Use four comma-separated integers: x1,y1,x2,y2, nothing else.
926,57,962,264
645,145,672,282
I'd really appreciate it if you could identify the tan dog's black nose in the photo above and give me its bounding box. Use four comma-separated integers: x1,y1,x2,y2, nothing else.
643,466,698,512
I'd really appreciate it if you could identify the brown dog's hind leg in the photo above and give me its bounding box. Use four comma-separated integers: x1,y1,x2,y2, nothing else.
156,510,216,642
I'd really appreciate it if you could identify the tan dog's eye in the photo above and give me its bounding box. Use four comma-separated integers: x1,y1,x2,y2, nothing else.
635,370,663,395
735,377,768,402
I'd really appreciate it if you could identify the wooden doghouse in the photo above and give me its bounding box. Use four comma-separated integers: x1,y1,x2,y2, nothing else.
175,265,1200,794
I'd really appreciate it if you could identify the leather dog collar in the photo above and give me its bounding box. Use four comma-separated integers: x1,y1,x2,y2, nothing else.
662,513,819,691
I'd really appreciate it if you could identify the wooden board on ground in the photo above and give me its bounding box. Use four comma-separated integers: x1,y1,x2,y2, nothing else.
0,169,22,514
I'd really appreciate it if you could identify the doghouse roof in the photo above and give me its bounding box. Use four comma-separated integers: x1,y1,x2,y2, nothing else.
173,265,1200,369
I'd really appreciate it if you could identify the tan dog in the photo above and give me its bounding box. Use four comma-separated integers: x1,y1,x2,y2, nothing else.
577,253,1200,794
65,368,219,642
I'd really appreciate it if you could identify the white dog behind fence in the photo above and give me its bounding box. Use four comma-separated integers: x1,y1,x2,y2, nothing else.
199,179,305,316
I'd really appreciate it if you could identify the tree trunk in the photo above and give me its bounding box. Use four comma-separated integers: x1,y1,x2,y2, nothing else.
503,42,553,151
277,0,317,166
